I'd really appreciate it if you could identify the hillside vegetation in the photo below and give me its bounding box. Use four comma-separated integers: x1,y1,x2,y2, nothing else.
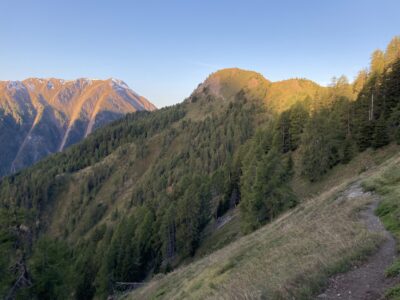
363,155,400,299
128,147,399,300
0,37,399,299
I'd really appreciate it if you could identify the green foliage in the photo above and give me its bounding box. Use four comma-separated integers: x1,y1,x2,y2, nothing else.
363,159,400,289
73,243,98,300
300,95,357,181
107,218,141,283
105,206,156,291
0,106,186,209
0,207,33,298
301,111,336,180
289,102,309,150
240,126,296,232
385,285,400,300
353,37,400,151
1,37,400,300
29,237,73,300
342,134,356,164
386,259,400,277
273,101,309,153
373,116,390,149
369,168,400,241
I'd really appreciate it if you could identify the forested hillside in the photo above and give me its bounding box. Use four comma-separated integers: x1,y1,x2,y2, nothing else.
0,37,399,299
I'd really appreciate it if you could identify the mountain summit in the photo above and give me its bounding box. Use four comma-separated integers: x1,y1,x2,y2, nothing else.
0,78,156,176
191,68,323,112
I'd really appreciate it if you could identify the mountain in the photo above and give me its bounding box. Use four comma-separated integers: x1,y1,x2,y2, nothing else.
0,68,321,299
0,78,156,176
192,68,324,112
128,145,400,299
1,37,400,300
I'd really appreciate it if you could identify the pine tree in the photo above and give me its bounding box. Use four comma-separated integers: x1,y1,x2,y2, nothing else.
161,205,177,260
301,111,331,181
373,116,389,148
384,36,400,66
289,102,309,151
274,111,291,153
29,237,73,300
175,176,210,257
384,59,400,117
240,147,296,233
353,69,368,95
353,86,375,150
342,134,355,164
371,49,385,75
176,191,200,257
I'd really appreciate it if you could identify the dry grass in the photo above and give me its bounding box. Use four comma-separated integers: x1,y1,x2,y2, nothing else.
362,154,400,299
124,145,400,300
126,176,383,299
194,209,242,260
184,145,400,269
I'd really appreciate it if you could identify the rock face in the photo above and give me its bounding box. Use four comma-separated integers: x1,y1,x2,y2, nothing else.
0,78,156,176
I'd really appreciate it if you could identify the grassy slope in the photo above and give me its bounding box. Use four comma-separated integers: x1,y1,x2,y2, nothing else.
363,153,400,299
2,67,397,298
127,184,377,300
43,68,279,244
43,94,241,243
127,146,400,299
127,145,400,300
0,68,325,292
266,79,323,112
191,144,400,262
194,68,325,114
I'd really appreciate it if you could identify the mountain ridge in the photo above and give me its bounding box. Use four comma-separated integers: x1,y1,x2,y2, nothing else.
191,67,326,112
0,77,156,175
1,35,399,298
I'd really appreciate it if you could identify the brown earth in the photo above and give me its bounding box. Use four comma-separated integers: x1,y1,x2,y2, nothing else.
317,183,400,300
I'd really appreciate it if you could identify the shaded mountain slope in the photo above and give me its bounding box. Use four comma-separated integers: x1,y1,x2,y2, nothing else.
0,78,155,176
0,68,321,298
128,149,399,300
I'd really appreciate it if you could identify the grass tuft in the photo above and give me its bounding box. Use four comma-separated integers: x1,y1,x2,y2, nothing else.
385,284,400,299
386,259,400,278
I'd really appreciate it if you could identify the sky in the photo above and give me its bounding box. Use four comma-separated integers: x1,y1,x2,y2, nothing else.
0,0,400,108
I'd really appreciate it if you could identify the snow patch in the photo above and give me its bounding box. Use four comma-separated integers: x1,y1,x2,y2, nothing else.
111,78,129,89
27,83,35,91
7,81,25,90
110,78,142,99
47,81,54,89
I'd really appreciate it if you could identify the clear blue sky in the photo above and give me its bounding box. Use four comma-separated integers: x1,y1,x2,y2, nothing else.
1,0,399,107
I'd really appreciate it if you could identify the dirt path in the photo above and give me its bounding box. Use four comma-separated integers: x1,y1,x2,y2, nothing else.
316,183,399,300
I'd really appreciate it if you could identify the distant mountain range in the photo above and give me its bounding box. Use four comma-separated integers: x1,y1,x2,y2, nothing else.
0,78,156,176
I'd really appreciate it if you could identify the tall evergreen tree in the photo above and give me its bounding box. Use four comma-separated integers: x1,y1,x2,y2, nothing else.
371,49,385,75
373,116,389,148
240,144,296,232
289,102,309,151
384,36,400,66
301,110,332,181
